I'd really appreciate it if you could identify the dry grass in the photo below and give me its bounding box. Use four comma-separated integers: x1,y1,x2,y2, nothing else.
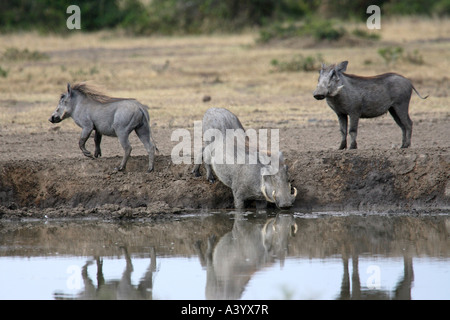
0,17,449,134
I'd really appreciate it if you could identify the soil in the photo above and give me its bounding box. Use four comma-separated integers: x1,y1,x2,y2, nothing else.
1,113,449,220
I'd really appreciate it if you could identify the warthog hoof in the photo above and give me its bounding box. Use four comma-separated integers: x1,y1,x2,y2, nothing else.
114,166,126,172
338,141,347,150
83,151,95,159
192,168,201,177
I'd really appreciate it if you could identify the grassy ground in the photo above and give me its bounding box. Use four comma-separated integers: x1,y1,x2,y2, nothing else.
0,17,449,133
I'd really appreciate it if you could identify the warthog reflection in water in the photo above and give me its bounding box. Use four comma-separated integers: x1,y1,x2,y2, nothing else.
338,254,414,300
197,213,416,300
54,247,156,300
196,213,298,300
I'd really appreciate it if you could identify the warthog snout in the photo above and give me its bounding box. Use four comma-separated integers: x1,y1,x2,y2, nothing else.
313,88,327,100
48,115,62,123
269,186,297,210
313,94,326,100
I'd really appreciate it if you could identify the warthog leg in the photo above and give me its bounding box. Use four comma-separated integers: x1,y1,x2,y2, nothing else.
233,195,245,210
192,146,204,177
135,124,155,172
337,113,348,150
116,132,132,171
348,115,359,149
201,144,215,183
94,130,102,158
79,127,94,158
389,103,413,148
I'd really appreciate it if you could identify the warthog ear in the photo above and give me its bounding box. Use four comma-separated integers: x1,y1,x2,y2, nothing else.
67,83,72,96
336,61,348,73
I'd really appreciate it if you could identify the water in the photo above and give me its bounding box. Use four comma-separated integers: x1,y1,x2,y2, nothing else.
0,212,449,300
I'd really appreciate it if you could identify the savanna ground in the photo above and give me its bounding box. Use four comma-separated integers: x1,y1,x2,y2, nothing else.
0,17,449,219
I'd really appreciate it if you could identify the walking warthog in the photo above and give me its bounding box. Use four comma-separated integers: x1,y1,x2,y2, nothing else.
194,107,297,209
313,61,428,149
49,83,156,172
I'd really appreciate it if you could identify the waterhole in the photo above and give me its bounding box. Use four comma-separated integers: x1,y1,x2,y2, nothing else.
0,211,448,300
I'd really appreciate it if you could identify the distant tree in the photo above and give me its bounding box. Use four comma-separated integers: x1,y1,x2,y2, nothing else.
0,0,447,34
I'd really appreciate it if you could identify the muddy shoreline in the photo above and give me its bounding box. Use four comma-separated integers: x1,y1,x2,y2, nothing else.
1,146,449,220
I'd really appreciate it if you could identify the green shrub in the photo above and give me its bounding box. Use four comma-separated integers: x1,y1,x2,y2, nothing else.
271,53,323,72
405,49,424,65
432,0,450,16
258,22,301,43
258,18,345,43
378,47,425,66
378,46,404,66
352,28,381,40
0,65,8,78
0,0,447,34
2,48,49,61
306,19,345,41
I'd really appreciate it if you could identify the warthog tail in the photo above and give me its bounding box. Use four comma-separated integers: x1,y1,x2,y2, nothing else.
412,84,429,99
139,104,161,155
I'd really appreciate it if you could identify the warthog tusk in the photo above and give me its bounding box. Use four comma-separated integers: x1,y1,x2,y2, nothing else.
261,176,274,203
292,187,297,198
330,85,344,96
272,190,276,202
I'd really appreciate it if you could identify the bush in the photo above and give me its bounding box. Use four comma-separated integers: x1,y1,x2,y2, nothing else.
2,48,49,61
377,47,426,66
378,46,404,66
258,18,345,43
432,0,450,16
258,22,301,43
405,49,424,65
0,0,447,35
352,28,381,40
307,19,345,41
0,0,315,34
0,66,8,78
271,53,323,72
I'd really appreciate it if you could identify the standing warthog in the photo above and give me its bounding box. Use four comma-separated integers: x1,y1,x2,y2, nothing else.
313,61,428,149
49,83,156,172
193,107,297,209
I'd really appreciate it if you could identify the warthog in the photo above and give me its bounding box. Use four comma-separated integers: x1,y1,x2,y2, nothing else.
49,83,156,172
313,61,428,149
193,107,297,209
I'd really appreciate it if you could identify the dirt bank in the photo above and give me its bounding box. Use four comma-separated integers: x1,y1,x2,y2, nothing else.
1,142,449,219
1,111,450,220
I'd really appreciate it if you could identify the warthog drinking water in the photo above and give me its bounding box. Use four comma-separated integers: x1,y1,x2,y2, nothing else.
313,61,428,149
193,107,297,209
49,83,156,172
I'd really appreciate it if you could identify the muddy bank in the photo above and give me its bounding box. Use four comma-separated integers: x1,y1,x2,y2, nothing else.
1,147,449,219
